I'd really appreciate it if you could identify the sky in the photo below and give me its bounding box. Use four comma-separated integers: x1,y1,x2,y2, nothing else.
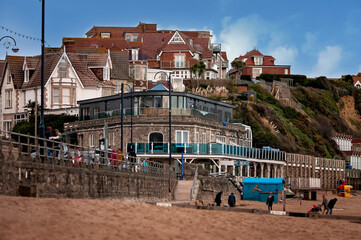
1,0,361,78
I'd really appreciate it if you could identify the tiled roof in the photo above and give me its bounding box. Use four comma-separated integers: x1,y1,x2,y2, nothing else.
67,53,100,88
263,56,275,65
0,60,5,80
193,37,212,58
244,49,263,57
6,56,25,89
26,56,40,69
351,139,361,144
86,26,139,38
22,53,61,89
352,73,361,86
221,52,228,61
63,38,132,52
333,132,353,139
110,51,129,80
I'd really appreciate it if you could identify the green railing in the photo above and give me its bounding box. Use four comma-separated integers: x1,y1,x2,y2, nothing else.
128,142,286,161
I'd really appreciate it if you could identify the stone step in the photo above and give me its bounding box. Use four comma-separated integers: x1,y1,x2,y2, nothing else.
174,180,193,201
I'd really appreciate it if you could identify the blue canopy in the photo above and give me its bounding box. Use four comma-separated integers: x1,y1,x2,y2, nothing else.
243,178,284,184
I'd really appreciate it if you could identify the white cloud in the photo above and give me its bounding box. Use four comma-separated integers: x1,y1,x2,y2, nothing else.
311,46,342,77
219,14,271,62
268,47,298,65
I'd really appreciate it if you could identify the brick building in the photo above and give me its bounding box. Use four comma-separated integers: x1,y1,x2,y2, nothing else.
228,49,291,80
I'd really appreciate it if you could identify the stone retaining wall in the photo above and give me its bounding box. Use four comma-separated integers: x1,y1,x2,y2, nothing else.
0,155,177,202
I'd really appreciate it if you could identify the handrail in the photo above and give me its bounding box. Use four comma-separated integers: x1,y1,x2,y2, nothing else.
0,130,174,178
190,166,198,201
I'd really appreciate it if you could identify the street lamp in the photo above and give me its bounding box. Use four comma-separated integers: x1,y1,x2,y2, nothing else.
120,83,134,153
153,71,172,166
0,36,19,54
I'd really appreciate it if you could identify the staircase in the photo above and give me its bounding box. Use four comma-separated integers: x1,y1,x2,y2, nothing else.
174,180,194,201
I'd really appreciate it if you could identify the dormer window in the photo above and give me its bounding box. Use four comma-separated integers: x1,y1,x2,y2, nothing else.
101,32,111,38
170,32,185,44
254,56,263,65
7,74,11,84
24,69,29,82
125,33,138,42
103,67,110,80
131,49,139,61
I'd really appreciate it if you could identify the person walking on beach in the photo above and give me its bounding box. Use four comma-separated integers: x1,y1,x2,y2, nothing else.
266,192,274,211
321,194,328,214
228,193,236,207
326,198,337,215
215,191,222,206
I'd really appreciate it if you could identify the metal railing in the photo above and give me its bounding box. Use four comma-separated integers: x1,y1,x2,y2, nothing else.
161,61,191,69
0,130,174,177
128,142,286,161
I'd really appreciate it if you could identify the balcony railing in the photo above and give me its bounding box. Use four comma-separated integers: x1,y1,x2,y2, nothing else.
129,54,148,61
128,142,286,162
80,107,219,121
161,61,190,69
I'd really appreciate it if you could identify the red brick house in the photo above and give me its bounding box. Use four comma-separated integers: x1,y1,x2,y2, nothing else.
228,49,291,80
63,22,228,90
352,73,361,89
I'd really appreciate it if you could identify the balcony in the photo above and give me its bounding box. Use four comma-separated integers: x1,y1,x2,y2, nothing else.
161,61,190,69
129,54,148,61
127,142,286,162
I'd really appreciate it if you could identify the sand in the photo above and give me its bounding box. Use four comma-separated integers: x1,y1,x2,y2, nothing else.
0,192,360,240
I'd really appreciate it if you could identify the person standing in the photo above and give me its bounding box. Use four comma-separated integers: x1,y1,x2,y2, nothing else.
321,194,328,214
326,198,337,215
215,191,222,206
228,193,236,207
266,192,275,211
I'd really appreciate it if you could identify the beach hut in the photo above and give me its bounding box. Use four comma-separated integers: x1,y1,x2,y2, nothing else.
243,178,284,203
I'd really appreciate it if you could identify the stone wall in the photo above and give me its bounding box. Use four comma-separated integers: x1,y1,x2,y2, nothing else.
196,176,239,204
0,154,177,202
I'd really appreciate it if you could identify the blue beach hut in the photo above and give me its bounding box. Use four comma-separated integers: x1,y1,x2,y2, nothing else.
242,178,284,203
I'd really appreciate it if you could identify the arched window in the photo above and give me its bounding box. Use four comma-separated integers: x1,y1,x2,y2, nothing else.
149,132,164,152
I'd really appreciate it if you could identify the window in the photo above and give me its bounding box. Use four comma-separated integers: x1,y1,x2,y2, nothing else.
82,107,90,120
173,70,189,79
7,74,11,84
5,90,12,108
170,32,183,44
5,121,12,136
135,66,140,80
89,134,94,147
284,69,289,74
53,88,59,104
176,130,189,144
131,49,139,61
210,134,215,143
252,68,262,78
202,133,206,143
195,132,199,144
59,66,67,78
93,107,100,116
100,32,110,38
216,135,226,144
63,88,70,104
175,55,185,68
254,56,263,65
129,66,134,79
103,89,109,97
230,138,236,145
103,67,110,80
14,113,27,124
143,67,147,80
25,69,29,82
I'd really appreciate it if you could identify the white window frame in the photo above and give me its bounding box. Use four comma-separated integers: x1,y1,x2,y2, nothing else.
24,69,29,82
103,67,110,80
59,66,67,78
5,90,12,108
89,134,94,147
284,69,289,74
175,55,185,68
230,137,236,145
254,56,263,65
62,88,71,105
195,131,199,144
7,74,11,84
202,133,206,144
176,130,189,144
100,32,110,38
53,88,59,104
252,68,262,79
216,135,226,144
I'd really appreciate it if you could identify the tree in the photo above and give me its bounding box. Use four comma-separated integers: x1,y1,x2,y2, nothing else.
190,61,206,79
231,60,245,81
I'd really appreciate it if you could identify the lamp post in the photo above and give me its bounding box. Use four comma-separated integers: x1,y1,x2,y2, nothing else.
40,0,45,139
0,36,19,54
153,71,172,166
120,83,134,153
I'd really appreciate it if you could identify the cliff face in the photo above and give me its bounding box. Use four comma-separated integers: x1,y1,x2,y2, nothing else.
232,81,361,159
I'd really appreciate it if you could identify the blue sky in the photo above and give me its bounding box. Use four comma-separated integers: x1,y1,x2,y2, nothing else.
1,0,361,78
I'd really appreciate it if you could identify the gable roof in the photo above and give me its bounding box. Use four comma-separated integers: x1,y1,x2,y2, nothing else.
352,73,361,86
221,52,228,61
5,56,25,89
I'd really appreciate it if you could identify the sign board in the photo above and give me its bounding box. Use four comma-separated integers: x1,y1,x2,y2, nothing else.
234,161,249,166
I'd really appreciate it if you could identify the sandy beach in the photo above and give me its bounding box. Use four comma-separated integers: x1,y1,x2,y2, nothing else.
0,192,360,240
